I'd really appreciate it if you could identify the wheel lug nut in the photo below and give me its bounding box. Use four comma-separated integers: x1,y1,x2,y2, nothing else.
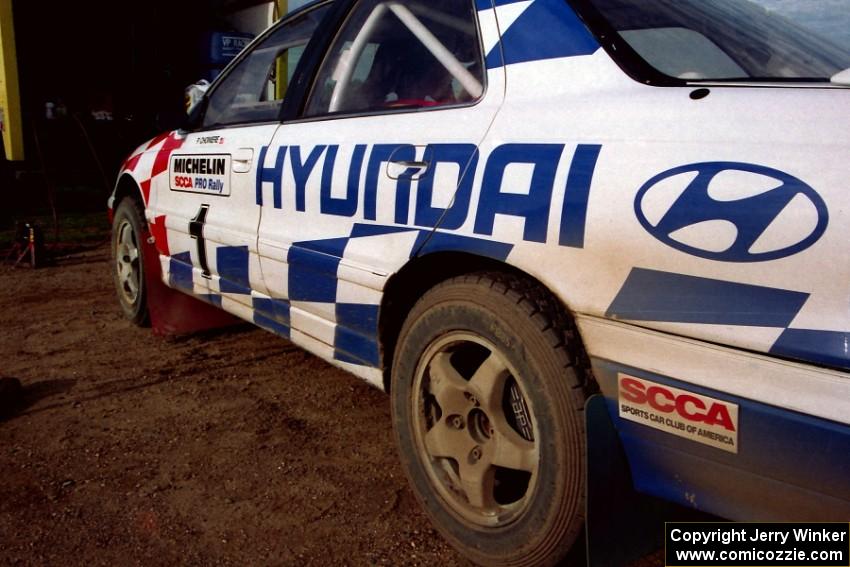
449,415,465,429
470,446,482,463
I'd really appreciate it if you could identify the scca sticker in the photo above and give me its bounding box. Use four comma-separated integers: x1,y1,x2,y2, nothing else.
618,374,739,453
169,154,231,196
635,162,828,262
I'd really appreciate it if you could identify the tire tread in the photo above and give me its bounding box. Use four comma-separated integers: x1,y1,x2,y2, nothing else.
395,270,594,567
111,196,150,327
429,271,593,400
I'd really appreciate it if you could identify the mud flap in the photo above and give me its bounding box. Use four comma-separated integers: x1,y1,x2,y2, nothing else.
140,227,239,336
584,394,673,566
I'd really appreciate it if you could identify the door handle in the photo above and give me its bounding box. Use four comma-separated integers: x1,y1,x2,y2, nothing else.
386,145,429,180
387,158,430,180
393,160,429,169
232,148,254,173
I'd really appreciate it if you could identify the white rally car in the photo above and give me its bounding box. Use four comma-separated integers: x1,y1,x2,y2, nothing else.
109,0,850,565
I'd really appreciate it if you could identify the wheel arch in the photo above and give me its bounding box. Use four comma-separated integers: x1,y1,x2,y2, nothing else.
112,173,146,213
378,251,589,392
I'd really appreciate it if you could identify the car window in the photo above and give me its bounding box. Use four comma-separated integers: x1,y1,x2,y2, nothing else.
620,27,747,79
203,4,330,129
304,0,485,117
584,0,850,82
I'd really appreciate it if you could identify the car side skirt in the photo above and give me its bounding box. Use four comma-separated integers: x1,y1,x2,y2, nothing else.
581,316,850,520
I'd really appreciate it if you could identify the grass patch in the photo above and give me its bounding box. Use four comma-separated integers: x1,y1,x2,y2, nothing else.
0,211,110,250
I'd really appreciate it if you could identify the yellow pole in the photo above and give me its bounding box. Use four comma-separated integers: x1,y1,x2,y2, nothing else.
275,0,288,100
0,0,23,160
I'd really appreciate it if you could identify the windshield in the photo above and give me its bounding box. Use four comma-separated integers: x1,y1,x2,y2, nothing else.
581,0,850,82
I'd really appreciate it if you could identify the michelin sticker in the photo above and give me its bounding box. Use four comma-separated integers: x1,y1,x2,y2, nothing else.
618,374,739,454
169,154,231,196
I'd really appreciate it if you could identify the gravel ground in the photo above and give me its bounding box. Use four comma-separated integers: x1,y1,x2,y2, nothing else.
0,245,664,566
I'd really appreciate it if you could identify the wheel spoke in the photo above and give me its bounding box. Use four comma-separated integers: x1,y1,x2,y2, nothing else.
119,222,131,247
424,418,474,461
128,246,139,263
459,461,496,509
126,272,138,296
491,423,537,473
428,352,471,416
468,351,509,415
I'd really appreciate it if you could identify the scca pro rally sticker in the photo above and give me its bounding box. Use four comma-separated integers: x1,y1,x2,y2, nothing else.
169,154,231,196
618,374,739,453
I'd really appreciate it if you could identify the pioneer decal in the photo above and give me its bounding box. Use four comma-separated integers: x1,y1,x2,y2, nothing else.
169,154,231,196
618,374,739,453
196,135,226,145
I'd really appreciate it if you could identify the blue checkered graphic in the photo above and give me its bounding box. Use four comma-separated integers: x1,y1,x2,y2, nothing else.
287,238,348,303
163,224,514,369
607,268,850,372
217,246,250,294
169,252,194,291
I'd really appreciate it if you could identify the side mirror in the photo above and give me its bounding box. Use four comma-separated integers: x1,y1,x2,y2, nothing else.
182,96,209,132
182,80,211,131
185,79,211,115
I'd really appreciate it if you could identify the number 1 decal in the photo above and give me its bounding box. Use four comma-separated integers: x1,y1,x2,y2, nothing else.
189,204,211,278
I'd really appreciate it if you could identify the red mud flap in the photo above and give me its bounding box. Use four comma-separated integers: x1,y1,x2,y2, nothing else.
140,227,239,336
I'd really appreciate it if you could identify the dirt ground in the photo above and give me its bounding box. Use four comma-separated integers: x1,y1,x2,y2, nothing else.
0,245,663,566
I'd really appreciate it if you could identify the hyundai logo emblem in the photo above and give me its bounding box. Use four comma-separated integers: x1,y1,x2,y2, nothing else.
635,162,828,262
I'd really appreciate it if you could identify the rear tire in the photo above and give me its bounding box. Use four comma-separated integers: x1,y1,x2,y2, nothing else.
391,272,588,567
111,198,149,326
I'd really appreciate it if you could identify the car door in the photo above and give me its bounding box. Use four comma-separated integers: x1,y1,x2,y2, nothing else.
254,0,505,373
149,3,331,316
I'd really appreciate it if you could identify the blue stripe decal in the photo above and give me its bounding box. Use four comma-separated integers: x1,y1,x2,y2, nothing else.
350,223,416,239
287,246,341,303
253,297,291,327
197,293,223,308
351,223,513,261
217,246,250,294
414,230,514,261
559,144,601,248
169,251,194,291
253,297,291,339
606,268,809,327
334,326,380,366
478,0,533,12
254,312,291,339
486,0,599,68
335,350,372,366
771,329,850,370
292,236,349,258
336,303,379,337
287,236,349,303
334,304,381,366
